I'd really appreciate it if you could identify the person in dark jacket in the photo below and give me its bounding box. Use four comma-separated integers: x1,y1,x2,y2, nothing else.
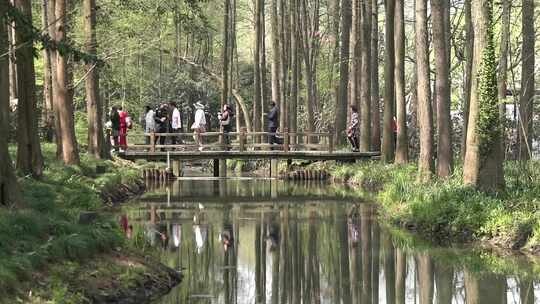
347,105,359,152
110,106,121,151
267,101,280,145
155,103,169,149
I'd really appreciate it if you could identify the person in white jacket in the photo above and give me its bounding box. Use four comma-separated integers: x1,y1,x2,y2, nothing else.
191,101,206,151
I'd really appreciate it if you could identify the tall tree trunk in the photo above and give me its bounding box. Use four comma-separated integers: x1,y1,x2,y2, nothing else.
42,0,54,143
84,0,105,159
349,0,360,121
0,2,23,206
416,0,434,181
370,0,380,151
394,0,407,164
381,0,395,162
260,5,268,132
289,0,299,137
497,0,510,158
299,0,318,137
334,0,352,144
221,0,231,109
7,4,17,104
463,0,505,191
253,0,263,134
54,0,80,165
461,0,473,159
359,0,372,151
14,0,44,177
431,0,452,177
270,0,281,115
383,232,395,304
519,0,535,160
278,0,290,133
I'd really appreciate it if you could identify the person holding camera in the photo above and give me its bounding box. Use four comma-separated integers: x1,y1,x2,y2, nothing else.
218,104,232,150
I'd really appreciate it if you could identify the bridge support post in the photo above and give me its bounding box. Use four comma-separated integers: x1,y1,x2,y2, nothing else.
220,159,227,177
172,160,182,178
270,159,279,178
213,159,220,177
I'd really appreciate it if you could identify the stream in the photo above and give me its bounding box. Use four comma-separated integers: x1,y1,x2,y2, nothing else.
124,177,540,304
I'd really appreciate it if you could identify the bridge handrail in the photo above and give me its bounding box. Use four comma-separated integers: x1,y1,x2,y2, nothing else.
120,128,334,153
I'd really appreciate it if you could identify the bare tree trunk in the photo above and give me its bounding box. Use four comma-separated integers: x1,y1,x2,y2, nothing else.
0,2,23,206
497,0,510,158
461,0,473,159
42,0,54,143
289,0,299,137
299,0,319,138
381,0,395,162
463,0,505,191
519,0,535,160
14,0,44,177
394,0,407,164
84,0,105,159
221,0,230,109
349,0,360,119
260,6,268,132
416,0,434,181
431,0,452,177
7,3,17,103
270,0,281,114
54,0,80,165
359,0,372,151
253,0,263,134
334,0,352,144
370,0,380,151
278,0,290,133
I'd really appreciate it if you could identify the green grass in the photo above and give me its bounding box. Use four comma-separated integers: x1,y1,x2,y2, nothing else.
0,143,141,298
321,160,540,249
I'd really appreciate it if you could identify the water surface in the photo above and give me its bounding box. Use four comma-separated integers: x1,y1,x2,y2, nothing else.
125,178,540,304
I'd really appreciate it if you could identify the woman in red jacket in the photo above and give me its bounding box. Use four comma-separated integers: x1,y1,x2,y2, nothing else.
118,106,130,149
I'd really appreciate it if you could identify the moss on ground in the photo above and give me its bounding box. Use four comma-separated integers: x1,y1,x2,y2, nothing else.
318,160,540,251
0,144,144,301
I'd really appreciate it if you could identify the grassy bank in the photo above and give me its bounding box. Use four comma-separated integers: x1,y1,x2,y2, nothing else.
0,144,147,301
318,161,540,251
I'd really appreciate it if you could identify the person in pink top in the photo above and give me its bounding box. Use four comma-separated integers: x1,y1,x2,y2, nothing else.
118,106,130,149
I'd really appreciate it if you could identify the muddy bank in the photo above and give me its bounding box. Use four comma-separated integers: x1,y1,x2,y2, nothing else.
100,178,147,205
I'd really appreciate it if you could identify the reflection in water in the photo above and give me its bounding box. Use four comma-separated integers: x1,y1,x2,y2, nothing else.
125,179,540,304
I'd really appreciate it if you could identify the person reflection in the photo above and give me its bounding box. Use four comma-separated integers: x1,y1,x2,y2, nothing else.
348,206,360,246
119,214,133,239
220,224,234,252
172,224,182,248
266,219,280,252
193,224,207,254
145,205,167,247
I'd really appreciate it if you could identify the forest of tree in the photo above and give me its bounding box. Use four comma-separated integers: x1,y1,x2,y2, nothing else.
0,0,539,204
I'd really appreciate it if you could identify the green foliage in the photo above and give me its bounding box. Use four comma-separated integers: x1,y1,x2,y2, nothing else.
327,161,540,247
0,144,142,297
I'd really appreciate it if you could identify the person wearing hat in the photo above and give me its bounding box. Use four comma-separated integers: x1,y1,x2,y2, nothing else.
191,101,206,151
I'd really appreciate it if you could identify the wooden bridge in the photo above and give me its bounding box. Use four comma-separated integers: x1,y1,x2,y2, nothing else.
117,129,380,177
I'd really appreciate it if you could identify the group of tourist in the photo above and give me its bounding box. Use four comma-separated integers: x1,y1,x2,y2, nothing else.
107,100,285,152
108,106,132,152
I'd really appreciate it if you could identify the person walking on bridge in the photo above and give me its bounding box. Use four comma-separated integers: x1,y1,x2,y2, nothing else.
144,106,156,145
266,101,280,146
347,105,360,152
219,104,233,150
191,101,206,151
169,102,182,146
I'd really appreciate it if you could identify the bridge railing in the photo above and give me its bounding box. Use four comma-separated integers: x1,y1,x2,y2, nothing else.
118,128,335,153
